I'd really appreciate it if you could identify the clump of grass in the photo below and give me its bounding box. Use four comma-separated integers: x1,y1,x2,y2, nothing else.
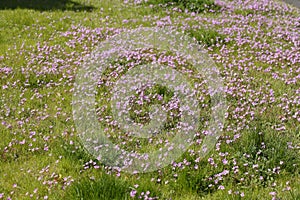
233,9,255,16
147,0,221,13
64,174,131,200
227,123,300,187
185,28,228,47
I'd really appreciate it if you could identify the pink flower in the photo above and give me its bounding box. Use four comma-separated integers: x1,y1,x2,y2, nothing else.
130,190,137,198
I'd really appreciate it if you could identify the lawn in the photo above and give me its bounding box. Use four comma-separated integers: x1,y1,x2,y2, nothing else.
0,0,299,199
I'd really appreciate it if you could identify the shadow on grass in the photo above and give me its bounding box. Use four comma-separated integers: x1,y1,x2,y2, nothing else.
0,0,94,11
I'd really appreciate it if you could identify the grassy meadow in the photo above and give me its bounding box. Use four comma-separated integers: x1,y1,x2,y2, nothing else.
0,0,299,199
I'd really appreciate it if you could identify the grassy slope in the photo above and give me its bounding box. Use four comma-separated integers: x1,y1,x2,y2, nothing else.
0,0,299,199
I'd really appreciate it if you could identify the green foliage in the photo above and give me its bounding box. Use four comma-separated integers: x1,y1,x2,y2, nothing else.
147,0,221,13
186,28,228,47
64,175,131,200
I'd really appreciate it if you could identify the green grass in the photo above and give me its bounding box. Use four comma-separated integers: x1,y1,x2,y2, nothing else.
0,0,299,199
146,0,221,13
64,174,132,200
185,28,229,47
